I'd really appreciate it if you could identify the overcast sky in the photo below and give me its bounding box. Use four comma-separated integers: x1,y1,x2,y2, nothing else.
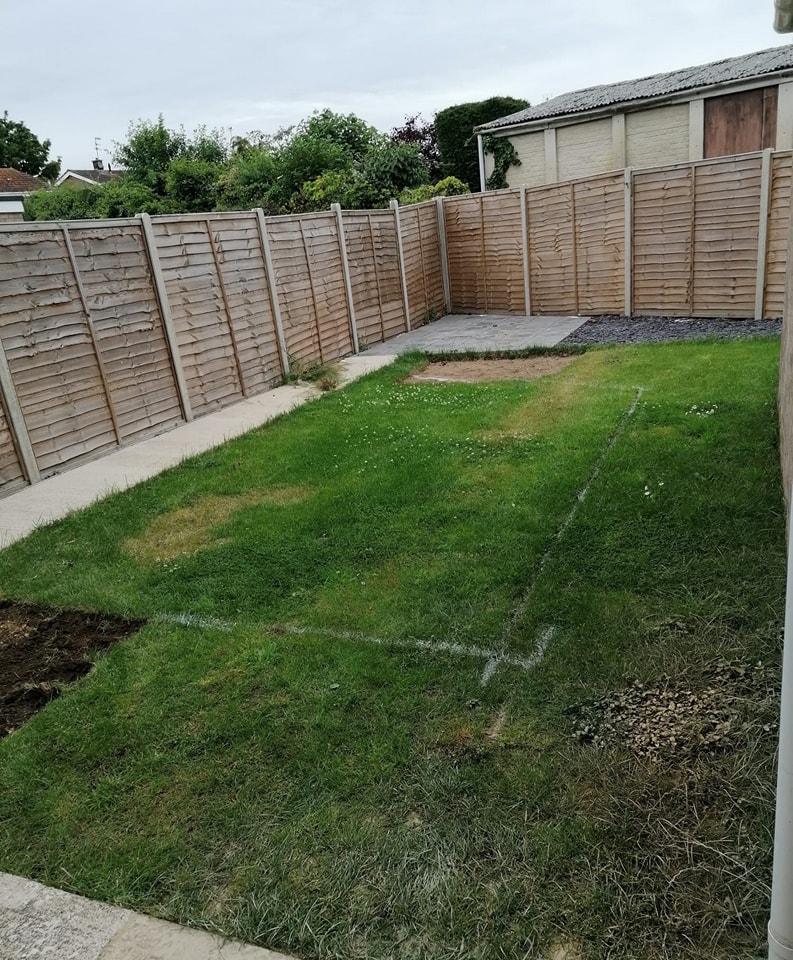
1,0,789,170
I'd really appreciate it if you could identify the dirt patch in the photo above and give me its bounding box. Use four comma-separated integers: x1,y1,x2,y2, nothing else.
126,487,313,564
0,600,143,737
405,356,579,384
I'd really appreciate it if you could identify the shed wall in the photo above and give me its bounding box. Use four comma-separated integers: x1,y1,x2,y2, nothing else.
625,104,690,169
557,118,614,182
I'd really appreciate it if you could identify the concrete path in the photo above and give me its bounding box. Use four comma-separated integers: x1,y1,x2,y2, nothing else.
0,872,296,960
363,313,586,354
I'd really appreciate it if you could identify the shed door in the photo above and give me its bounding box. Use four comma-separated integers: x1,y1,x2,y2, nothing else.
703,86,777,158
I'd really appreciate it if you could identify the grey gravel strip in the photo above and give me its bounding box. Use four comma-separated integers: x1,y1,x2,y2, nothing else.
562,314,782,346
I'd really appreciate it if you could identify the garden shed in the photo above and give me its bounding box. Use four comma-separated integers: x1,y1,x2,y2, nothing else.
477,44,793,189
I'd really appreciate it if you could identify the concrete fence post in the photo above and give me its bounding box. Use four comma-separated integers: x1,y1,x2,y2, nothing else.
520,184,532,315
139,212,193,421
390,199,412,332
435,196,451,314
252,208,290,378
756,149,773,320
624,167,633,317
331,203,360,353
0,339,39,484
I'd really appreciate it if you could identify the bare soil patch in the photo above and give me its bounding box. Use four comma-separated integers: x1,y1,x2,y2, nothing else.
405,356,579,384
0,600,143,737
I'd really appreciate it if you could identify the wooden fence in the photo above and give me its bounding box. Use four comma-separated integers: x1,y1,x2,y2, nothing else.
1,149,791,496
0,200,446,494
442,149,793,320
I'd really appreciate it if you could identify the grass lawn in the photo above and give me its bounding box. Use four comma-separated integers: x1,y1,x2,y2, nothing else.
0,339,785,959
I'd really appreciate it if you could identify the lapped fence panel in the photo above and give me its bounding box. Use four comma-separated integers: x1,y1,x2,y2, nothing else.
151,216,244,416
692,156,762,318
398,201,445,327
0,227,118,475
0,401,24,492
764,153,793,319
444,192,529,315
68,222,183,443
342,210,405,346
267,212,352,368
444,195,488,313
527,184,578,315
574,174,625,314
632,167,695,314
207,214,283,393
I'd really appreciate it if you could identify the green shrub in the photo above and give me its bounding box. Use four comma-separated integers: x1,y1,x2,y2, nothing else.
435,97,528,191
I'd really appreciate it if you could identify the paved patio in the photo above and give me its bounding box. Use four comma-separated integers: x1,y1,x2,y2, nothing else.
364,313,586,354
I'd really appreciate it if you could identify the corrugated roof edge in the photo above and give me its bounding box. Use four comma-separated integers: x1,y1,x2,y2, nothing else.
477,43,793,133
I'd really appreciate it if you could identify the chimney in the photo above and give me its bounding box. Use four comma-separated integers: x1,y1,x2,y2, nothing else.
92,158,104,171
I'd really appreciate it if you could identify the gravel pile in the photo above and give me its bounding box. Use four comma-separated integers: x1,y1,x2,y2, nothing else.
571,658,778,763
562,314,782,346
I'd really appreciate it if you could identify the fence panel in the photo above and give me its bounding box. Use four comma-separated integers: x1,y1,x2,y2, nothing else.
692,156,762,318
482,191,525,313
399,202,445,327
209,214,283,391
68,223,183,443
267,213,352,368
765,153,793,319
444,192,527,314
632,166,694,314
443,194,486,312
527,184,577,314
342,210,405,346
152,217,244,416
573,174,625,313
0,228,117,475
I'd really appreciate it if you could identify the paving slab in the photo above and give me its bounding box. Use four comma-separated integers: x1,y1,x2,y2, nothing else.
0,873,294,960
363,313,587,354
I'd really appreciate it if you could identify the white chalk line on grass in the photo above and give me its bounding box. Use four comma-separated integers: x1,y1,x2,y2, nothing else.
481,386,645,685
156,388,643,687
156,613,555,684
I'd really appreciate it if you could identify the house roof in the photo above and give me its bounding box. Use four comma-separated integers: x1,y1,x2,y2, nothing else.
55,168,122,187
0,167,47,194
478,43,793,133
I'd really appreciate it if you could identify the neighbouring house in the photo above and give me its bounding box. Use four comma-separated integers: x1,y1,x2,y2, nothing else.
476,44,793,189
0,168,47,222
55,159,122,188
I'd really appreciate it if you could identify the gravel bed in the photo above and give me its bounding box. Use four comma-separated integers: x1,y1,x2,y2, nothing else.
562,314,782,346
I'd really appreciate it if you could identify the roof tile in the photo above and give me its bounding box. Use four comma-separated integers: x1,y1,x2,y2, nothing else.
480,44,793,131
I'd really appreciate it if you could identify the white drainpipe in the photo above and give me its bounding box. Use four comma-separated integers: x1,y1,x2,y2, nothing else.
771,7,793,956
776,0,793,32
477,134,486,192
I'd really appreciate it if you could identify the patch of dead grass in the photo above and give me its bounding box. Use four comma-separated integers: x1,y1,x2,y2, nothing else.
484,352,611,440
125,487,313,563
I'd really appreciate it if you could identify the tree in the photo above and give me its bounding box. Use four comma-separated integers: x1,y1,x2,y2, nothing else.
114,117,187,194
351,141,429,208
0,112,60,180
390,115,441,182
435,97,528,191
114,117,228,196
298,110,379,163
